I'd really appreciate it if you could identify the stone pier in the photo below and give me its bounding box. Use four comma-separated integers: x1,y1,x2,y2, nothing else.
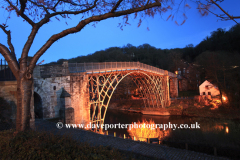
70,73,90,126
170,77,178,98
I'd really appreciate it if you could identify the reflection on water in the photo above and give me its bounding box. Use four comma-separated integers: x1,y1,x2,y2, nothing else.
104,108,239,147
104,108,194,137
127,119,170,142
202,123,229,134
226,126,229,133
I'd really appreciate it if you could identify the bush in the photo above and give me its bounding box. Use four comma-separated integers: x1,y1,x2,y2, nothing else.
0,97,15,131
0,129,126,160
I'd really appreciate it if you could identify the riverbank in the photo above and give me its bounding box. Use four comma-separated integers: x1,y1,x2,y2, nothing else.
108,99,240,120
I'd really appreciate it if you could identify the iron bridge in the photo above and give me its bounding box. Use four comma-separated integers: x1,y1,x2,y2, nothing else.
68,62,177,127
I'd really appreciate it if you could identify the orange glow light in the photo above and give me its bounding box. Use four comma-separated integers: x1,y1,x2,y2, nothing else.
222,96,226,101
127,119,169,142
175,71,178,75
226,126,229,134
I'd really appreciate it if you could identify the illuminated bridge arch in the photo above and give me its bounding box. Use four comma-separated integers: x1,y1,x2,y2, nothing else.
88,70,169,126
66,61,177,126
33,61,177,126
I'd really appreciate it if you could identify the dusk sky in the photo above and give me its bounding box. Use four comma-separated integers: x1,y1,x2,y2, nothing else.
0,0,239,64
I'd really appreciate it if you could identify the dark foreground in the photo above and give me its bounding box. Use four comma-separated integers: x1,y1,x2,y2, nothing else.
34,119,228,160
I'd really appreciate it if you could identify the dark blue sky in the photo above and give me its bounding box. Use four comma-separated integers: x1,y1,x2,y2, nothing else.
0,0,239,64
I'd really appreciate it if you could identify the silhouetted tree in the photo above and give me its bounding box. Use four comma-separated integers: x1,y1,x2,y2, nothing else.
0,0,170,132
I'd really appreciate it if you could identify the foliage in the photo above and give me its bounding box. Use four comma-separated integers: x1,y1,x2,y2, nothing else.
47,43,174,71
194,26,240,58
0,129,159,160
47,24,240,68
0,97,14,131
0,129,125,160
195,51,240,107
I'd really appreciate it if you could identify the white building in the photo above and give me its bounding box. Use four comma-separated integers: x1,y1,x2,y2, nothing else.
199,80,220,96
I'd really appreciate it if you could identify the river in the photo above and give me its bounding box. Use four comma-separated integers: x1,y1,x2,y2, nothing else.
104,108,240,148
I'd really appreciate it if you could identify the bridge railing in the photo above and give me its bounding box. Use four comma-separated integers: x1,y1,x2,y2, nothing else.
68,62,176,77
0,59,16,81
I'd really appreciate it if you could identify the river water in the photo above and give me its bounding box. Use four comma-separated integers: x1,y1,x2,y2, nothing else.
104,108,240,148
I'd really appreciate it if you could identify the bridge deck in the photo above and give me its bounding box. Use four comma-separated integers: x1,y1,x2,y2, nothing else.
35,119,228,160
68,62,176,77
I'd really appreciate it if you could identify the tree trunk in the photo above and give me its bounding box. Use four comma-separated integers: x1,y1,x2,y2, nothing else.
16,72,33,132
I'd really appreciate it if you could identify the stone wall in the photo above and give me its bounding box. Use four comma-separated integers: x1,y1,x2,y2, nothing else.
34,73,90,125
33,62,69,78
34,76,71,119
178,79,188,91
170,77,178,98
0,81,17,126
0,81,35,129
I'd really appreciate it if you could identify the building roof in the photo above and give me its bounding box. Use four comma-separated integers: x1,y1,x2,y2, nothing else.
199,80,218,89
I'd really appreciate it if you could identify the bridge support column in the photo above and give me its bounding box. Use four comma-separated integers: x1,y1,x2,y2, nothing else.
70,73,90,126
164,71,171,107
170,77,178,98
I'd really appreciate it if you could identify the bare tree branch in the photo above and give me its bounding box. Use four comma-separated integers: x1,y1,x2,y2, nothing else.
5,0,35,26
147,0,150,5
210,0,232,19
210,0,239,24
48,0,98,18
0,24,16,58
52,0,61,11
0,44,19,78
111,0,124,13
28,0,50,15
29,2,162,72
37,0,98,28
19,0,27,15
197,0,239,25
20,25,40,69
50,0,90,12
59,0,90,7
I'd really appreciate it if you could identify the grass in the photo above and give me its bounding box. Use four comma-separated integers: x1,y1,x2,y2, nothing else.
0,129,158,160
